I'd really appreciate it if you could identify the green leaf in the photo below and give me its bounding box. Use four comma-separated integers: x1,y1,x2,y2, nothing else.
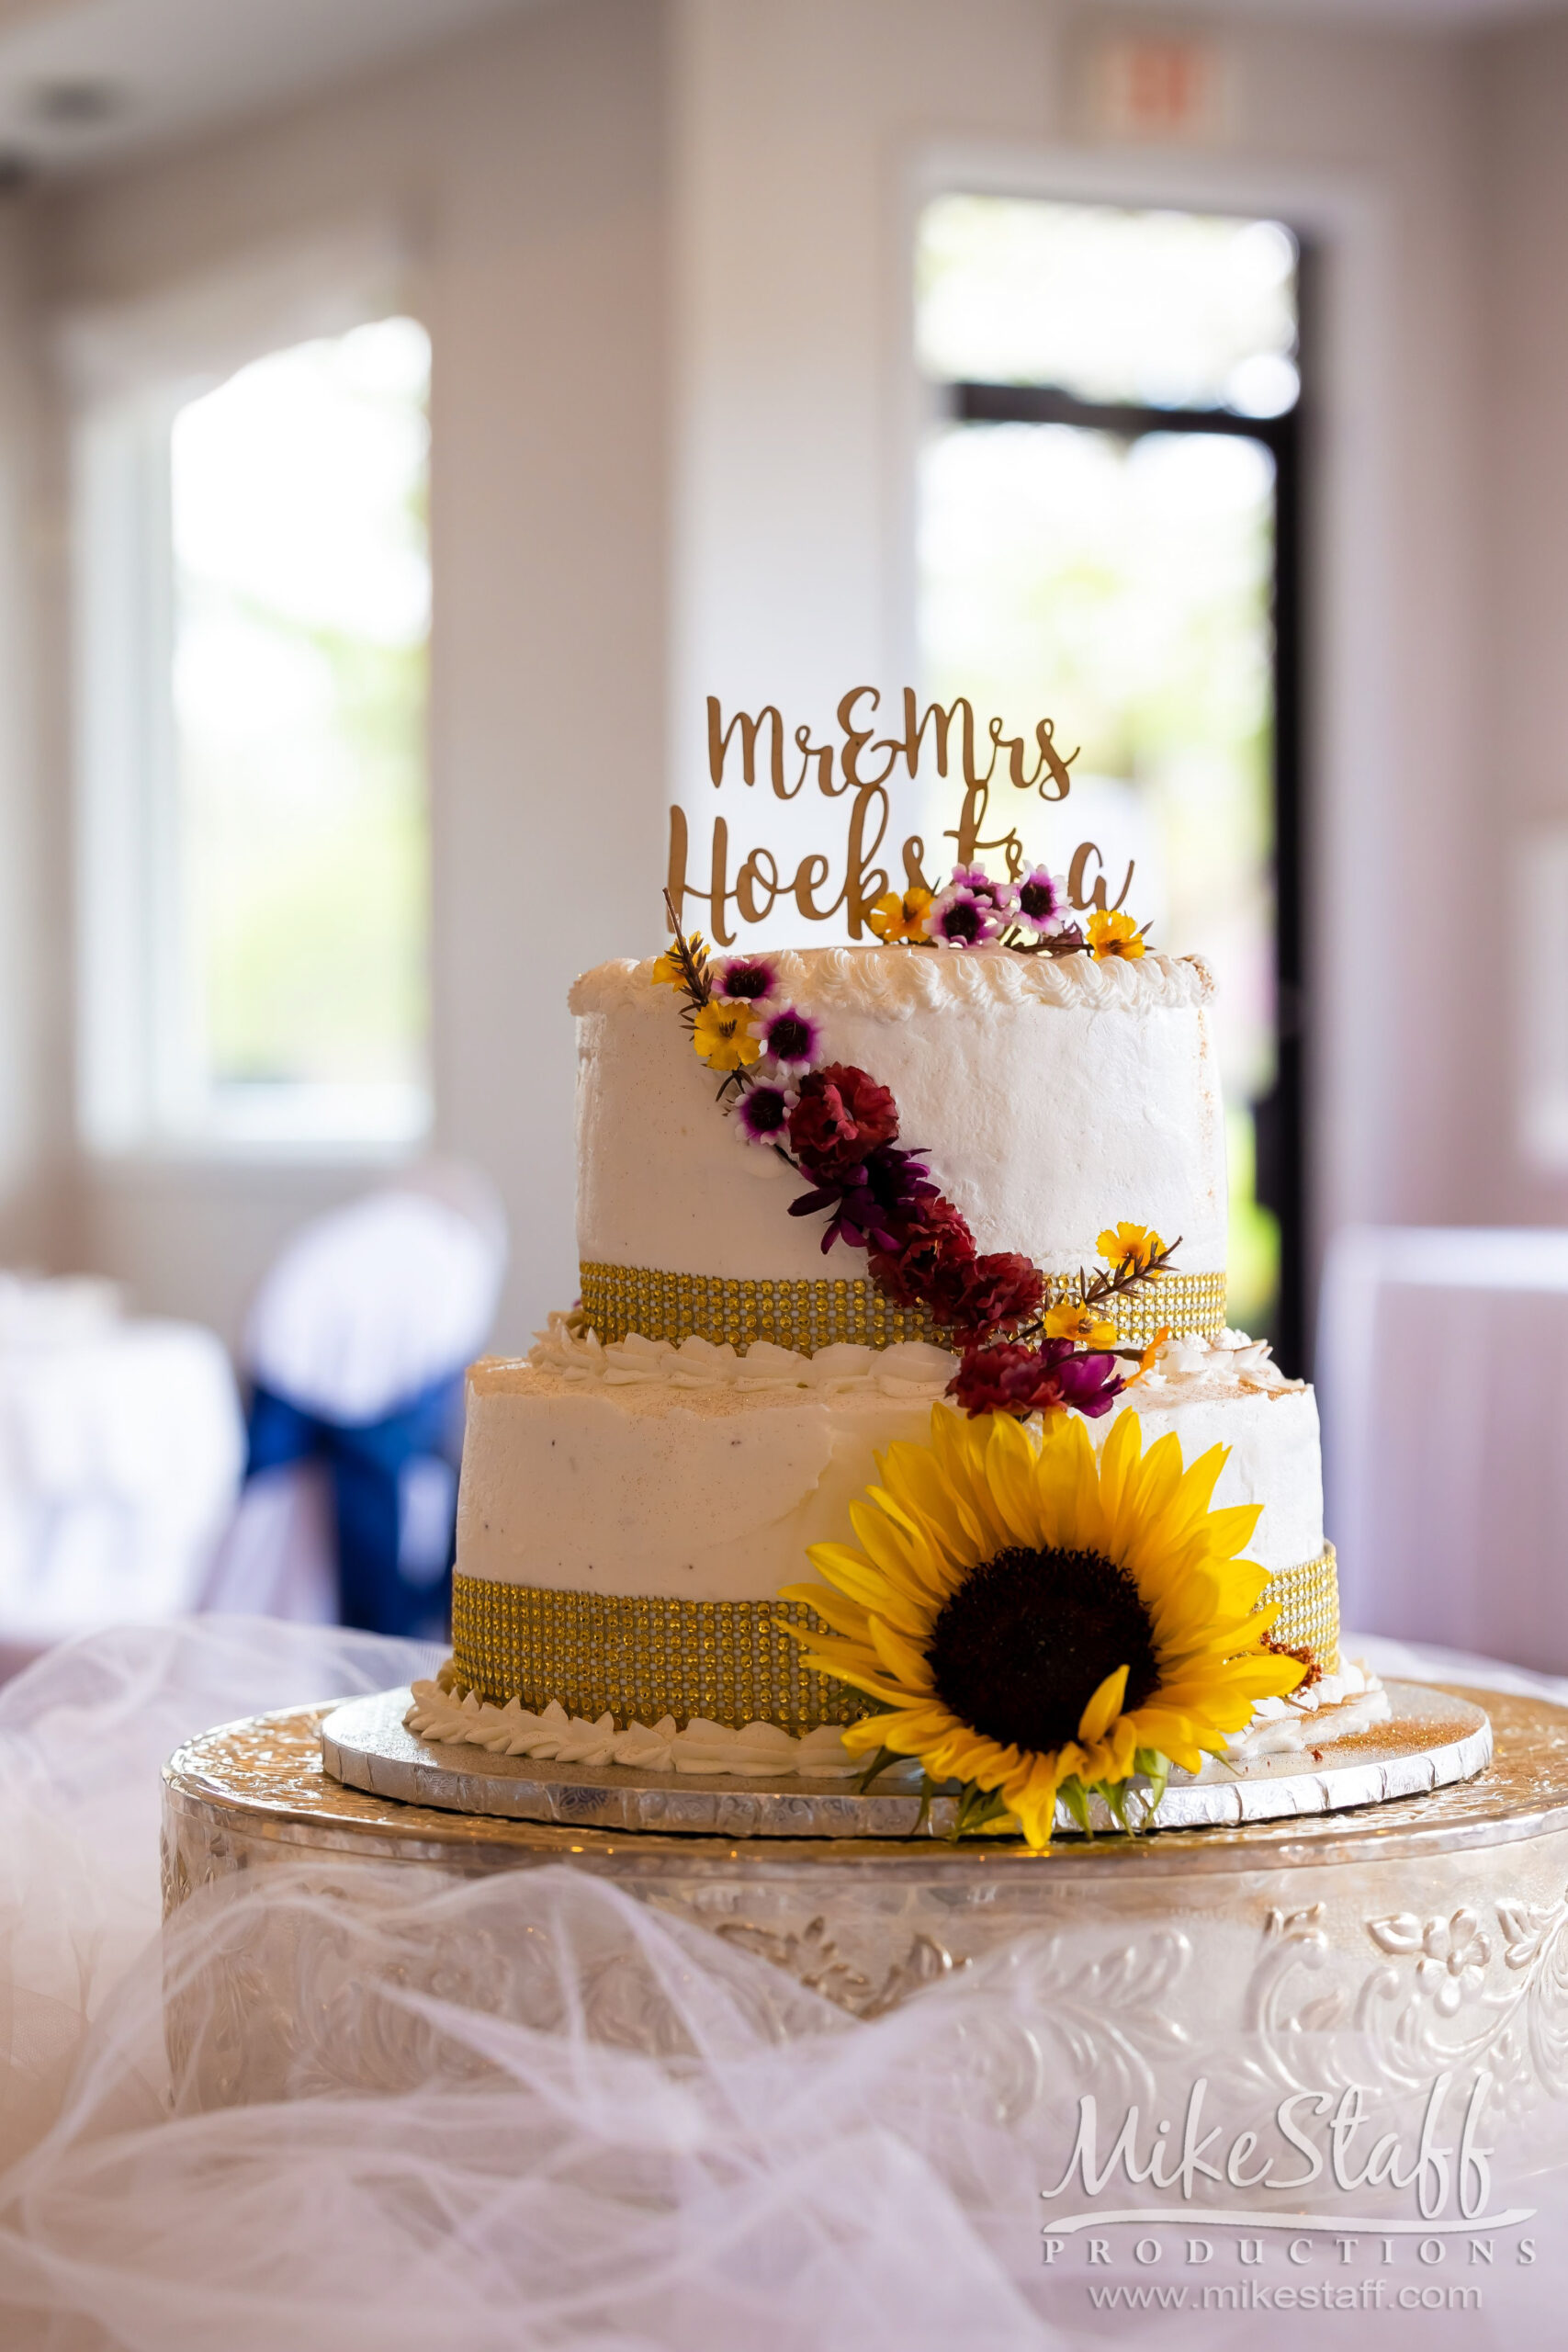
1057,1776,1093,1837
1099,1778,1133,1834
854,1744,904,1794
1133,1747,1172,1826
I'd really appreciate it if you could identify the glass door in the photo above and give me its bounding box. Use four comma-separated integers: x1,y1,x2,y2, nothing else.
917,197,1305,1361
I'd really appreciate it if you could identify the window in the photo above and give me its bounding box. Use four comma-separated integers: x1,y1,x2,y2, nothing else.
74,309,432,1152
916,196,1304,1359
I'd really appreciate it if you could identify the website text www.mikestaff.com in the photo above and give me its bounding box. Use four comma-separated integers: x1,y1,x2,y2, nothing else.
1080,2280,1482,2312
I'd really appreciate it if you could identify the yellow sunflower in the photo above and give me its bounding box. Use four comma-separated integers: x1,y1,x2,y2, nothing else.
780,1406,1303,1849
691,1000,762,1071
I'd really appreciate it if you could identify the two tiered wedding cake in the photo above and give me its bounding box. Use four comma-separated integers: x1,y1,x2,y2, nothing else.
410,908,1387,1827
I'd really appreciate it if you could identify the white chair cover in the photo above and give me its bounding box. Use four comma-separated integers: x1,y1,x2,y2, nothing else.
202,1163,507,1622
243,1162,509,1425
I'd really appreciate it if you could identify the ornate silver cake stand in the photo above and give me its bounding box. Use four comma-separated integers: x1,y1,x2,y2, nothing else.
161,1679,1568,2063
158,1676,1568,2233
321,1681,1490,1838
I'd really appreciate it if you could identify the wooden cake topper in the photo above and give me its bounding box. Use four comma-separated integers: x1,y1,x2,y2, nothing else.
668,686,1134,944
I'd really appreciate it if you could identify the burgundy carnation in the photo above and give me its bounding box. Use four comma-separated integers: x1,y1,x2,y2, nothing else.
787,1062,899,1179
947,1339,1125,1421
934,1250,1045,1343
867,1198,976,1307
790,1144,938,1254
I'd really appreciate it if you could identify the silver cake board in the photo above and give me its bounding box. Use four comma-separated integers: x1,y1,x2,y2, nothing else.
320,1681,1491,1841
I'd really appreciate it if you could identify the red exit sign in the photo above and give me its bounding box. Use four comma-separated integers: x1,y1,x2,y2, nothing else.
1090,34,1233,144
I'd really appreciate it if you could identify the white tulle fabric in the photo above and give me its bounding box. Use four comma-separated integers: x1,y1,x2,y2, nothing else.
1,1617,1565,2351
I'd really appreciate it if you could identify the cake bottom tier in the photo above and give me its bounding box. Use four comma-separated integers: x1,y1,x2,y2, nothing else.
454,1343,1334,1732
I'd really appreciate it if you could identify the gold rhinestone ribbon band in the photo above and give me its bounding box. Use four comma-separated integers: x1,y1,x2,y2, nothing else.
580,1261,1228,1355
1262,1543,1338,1678
451,1544,1337,1734
450,1575,872,1736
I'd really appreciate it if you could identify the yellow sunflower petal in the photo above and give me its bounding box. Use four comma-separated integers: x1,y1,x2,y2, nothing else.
1077,1663,1130,1745
866,1613,936,1693
776,1584,873,1643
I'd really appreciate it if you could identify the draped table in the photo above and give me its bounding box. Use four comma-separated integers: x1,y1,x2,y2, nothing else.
0,1285,243,1654
8,1618,1568,2348
161,1669,1568,2248
1320,1227,1568,1670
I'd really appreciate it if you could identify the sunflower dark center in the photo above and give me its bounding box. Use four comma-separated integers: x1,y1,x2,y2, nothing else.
925,1546,1159,1755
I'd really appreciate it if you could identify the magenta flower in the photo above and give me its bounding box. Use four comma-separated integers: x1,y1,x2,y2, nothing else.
924,884,1001,949
1015,865,1070,936
949,863,1019,919
713,955,778,1005
947,1339,1125,1421
790,1144,940,1254
735,1083,795,1147
753,1003,821,1074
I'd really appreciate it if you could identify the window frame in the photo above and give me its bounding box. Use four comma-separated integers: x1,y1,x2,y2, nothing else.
65,232,432,1165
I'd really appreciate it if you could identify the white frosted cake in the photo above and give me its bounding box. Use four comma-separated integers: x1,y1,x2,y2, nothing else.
415,937,1377,1787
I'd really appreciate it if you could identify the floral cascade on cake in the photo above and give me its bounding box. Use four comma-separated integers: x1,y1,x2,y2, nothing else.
412,864,1379,1844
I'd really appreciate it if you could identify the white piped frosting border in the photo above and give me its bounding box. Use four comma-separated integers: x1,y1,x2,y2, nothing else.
405,1668,1389,1783
1224,1662,1390,1762
525,1313,1303,1400
570,944,1213,1023
404,1682,863,1776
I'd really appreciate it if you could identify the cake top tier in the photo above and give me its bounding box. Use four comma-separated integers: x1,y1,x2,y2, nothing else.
570,944,1228,1354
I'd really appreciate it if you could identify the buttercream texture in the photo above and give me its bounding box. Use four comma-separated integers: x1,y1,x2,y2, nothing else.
573,945,1227,1283
457,1330,1323,1603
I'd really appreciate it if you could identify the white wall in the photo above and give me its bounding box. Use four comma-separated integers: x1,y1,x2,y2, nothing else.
0,192,69,1278
1475,15,1568,1229
26,0,668,1351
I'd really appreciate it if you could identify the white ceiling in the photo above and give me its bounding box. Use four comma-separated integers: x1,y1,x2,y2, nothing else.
0,0,1562,180
0,0,536,176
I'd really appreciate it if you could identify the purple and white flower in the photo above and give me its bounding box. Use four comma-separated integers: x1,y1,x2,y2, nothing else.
751,1003,821,1073
734,1082,796,1147
712,955,778,1005
947,863,1020,920
923,883,1002,949
1014,865,1070,936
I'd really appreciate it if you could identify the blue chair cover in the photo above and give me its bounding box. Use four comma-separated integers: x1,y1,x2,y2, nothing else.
244,1374,462,1639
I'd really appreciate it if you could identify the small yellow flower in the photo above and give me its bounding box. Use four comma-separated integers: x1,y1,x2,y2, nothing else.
867,887,934,944
1043,1300,1119,1347
1097,1222,1168,1277
652,934,707,990
1123,1326,1171,1387
691,1000,762,1071
1088,908,1145,961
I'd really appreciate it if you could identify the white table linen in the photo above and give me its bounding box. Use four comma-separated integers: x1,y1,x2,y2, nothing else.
1320,1225,1568,1672
0,1282,244,1644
